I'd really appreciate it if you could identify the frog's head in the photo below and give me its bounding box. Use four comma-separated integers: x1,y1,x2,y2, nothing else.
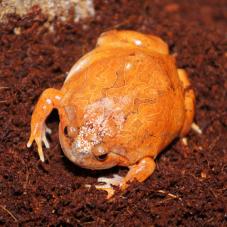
59,97,130,170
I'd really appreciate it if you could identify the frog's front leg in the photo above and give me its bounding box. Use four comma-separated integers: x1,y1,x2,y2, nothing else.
96,157,156,198
27,88,63,162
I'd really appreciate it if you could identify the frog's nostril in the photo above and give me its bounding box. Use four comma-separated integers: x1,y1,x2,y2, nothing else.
92,144,105,154
64,126,69,136
96,153,108,161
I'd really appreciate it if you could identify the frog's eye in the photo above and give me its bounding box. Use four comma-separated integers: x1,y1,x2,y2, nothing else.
64,126,78,138
95,153,108,162
92,144,108,161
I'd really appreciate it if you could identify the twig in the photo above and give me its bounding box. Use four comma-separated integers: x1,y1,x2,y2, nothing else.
208,136,220,152
0,87,9,90
0,205,18,222
23,171,30,191
157,190,182,200
209,189,218,199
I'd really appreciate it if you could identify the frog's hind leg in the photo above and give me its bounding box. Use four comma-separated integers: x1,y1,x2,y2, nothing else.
97,30,169,55
27,88,63,162
120,157,156,190
96,157,156,198
177,69,196,136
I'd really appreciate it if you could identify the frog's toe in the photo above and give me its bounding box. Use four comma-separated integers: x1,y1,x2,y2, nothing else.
45,125,52,134
95,184,115,198
42,133,50,149
27,136,34,148
97,174,123,186
191,122,202,134
36,138,45,162
85,183,115,198
88,174,123,198
181,137,188,146
27,135,45,162
42,124,51,149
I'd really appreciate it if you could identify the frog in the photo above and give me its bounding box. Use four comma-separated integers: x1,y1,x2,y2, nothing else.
27,30,195,197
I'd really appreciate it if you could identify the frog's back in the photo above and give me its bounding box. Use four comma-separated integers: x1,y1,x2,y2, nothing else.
64,29,169,83
63,46,183,108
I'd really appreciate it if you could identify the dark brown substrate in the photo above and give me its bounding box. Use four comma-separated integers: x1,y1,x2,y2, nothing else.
0,0,226,226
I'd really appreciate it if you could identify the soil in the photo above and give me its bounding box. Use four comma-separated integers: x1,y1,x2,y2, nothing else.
0,0,226,226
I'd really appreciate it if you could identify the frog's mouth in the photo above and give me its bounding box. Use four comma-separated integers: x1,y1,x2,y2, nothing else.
66,149,129,170
59,123,129,170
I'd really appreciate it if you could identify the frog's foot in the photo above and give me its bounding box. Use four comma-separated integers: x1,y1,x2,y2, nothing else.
95,174,124,198
95,157,156,199
27,123,51,162
27,88,63,162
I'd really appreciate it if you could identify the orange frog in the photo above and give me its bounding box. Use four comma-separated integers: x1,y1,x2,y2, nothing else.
27,30,195,197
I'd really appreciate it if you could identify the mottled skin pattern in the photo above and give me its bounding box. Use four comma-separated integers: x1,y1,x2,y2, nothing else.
27,30,195,197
